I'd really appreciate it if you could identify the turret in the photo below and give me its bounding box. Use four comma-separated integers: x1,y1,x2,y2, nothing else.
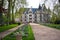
42,3,46,11
38,4,42,10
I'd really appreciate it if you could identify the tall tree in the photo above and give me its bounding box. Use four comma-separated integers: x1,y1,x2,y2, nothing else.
11,0,16,23
0,0,4,25
7,0,12,25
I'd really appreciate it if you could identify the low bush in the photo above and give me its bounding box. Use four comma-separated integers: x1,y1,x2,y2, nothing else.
43,23,60,29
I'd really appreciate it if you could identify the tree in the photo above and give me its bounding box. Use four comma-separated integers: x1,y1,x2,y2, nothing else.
0,0,4,25
0,0,27,25
11,0,16,23
11,0,27,23
53,3,60,24
50,12,57,23
7,0,12,25
14,0,27,23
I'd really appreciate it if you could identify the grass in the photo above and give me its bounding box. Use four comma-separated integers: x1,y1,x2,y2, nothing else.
2,24,34,40
42,23,60,29
2,32,16,40
0,24,18,32
22,25,35,40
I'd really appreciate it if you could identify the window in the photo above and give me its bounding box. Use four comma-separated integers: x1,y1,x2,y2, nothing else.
25,19,26,21
29,18,32,20
29,21,32,23
35,19,36,21
35,16,36,18
29,15,32,16
25,16,26,18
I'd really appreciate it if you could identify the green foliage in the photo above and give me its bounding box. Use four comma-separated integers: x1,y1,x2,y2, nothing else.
1,0,27,25
51,4,60,24
19,8,27,15
19,8,25,15
50,12,60,24
43,23,60,29
50,13,57,23
15,8,27,18
0,13,4,25
22,25,35,40
54,17,60,24
2,33,16,40
0,24,18,32
2,24,34,40
3,14,8,23
21,0,27,5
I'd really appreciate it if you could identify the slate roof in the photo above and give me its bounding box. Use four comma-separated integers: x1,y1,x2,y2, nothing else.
31,8,38,13
23,5,42,14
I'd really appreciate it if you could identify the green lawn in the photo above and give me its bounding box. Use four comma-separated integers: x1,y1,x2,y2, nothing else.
2,24,34,40
2,32,16,40
0,24,18,32
42,23,60,29
22,25,35,40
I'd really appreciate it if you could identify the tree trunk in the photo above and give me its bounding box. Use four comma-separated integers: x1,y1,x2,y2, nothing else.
7,0,11,25
0,0,4,26
12,0,16,23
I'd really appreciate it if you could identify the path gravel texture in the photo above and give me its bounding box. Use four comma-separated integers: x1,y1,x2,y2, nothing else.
30,23,60,40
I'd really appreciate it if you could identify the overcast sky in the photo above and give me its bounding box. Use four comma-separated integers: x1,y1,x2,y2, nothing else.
27,0,41,8
27,0,58,9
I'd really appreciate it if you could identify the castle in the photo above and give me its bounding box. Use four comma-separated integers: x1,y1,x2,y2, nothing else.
21,4,50,23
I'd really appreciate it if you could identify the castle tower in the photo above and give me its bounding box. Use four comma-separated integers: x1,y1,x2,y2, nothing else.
38,4,42,10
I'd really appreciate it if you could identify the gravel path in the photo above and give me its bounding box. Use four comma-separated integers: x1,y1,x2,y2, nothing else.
0,24,24,39
30,23,60,40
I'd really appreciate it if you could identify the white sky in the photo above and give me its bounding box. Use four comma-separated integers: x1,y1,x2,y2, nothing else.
27,0,41,8
27,0,58,9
